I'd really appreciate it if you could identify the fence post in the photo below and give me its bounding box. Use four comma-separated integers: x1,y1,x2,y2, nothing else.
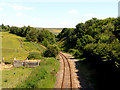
13,58,16,66
2,57,4,63
38,61,39,66
14,58,16,60
25,60,26,67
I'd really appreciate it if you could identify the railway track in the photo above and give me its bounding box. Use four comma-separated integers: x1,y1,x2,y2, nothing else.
59,52,73,89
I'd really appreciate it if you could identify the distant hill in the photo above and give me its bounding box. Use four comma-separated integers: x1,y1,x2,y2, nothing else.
37,28,63,35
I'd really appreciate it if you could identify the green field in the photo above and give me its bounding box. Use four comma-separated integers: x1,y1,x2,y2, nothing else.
1,32,45,63
37,28,62,35
2,67,33,88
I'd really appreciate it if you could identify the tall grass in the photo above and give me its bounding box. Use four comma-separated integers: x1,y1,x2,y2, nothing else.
2,67,33,88
16,57,59,88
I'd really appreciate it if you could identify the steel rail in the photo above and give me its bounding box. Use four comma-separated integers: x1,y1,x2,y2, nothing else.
60,52,73,90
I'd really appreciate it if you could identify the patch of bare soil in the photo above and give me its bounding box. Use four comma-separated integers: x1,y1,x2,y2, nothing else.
0,63,14,71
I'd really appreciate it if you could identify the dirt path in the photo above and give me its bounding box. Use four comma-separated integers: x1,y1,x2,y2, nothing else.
0,63,14,71
55,52,81,88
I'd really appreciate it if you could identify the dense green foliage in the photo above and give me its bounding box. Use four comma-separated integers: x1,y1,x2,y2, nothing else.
0,25,2,31
57,17,120,88
44,45,59,57
57,17,120,67
1,24,10,31
37,29,56,47
27,52,41,60
38,28,62,35
1,25,56,47
16,57,59,88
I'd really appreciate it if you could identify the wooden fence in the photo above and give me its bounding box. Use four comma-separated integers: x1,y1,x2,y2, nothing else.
13,60,41,67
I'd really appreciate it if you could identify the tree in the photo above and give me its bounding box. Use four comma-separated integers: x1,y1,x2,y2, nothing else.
114,17,120,40
27,52,41,60
37,29,56,47
26,28,38,42
75,23,85,38
44,45,59,57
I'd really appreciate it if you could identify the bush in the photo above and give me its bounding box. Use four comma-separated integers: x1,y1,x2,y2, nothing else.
68,49,77,55
27,52,41,60
5,62,11,64
42,39,49,47
44,45,59,57
68,49,82,58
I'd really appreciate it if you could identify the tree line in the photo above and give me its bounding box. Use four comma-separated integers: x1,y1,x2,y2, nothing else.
57,17,120,88
1,24,56,47
2,24,59,57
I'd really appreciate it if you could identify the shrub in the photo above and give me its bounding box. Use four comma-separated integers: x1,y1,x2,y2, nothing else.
68,49,78,55
5,62,11,64
44,45,59,57
4,80,7,82
27,52,41,60
68,49,83,58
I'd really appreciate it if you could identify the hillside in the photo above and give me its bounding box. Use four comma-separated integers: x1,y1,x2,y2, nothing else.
37,28,62,35
1,32,45,63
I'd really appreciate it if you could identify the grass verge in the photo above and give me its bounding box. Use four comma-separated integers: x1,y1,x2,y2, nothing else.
16,57,59,88
2,67,33,88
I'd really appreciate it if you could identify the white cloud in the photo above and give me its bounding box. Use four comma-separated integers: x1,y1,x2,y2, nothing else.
0,7,3,11
68,9,78,14
16,12,23,16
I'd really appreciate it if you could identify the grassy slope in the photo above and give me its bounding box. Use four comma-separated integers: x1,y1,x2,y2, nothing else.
16,57,59,88
1,32,45,62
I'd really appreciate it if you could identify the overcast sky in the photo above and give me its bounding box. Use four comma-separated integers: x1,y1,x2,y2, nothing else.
0,0,119,28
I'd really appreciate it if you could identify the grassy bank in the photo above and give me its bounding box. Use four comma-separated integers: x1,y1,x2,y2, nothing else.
2,57,59,88
1,32,45,63
2,67,33,88
16,57,59,88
